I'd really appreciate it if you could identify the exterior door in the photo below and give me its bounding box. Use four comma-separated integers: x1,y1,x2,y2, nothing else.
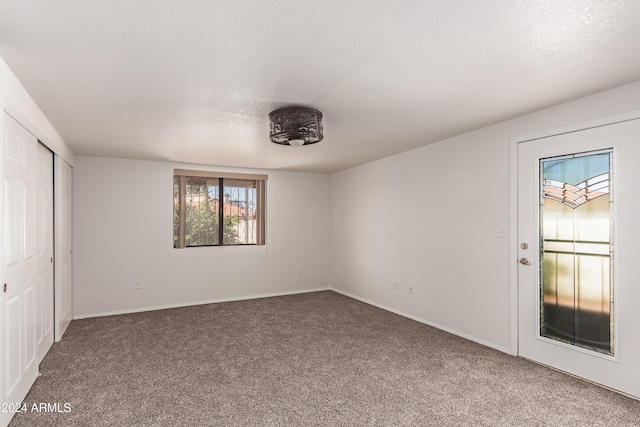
517,118,640,399
1,113,39,426
35,142,54,361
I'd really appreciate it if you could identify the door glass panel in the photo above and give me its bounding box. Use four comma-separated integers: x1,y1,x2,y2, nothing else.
540,149,613,355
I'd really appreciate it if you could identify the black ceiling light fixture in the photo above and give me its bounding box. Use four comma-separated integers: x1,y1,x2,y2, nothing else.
269,106,323,146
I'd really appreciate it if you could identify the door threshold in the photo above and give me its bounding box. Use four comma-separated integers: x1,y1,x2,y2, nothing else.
520,356,639,401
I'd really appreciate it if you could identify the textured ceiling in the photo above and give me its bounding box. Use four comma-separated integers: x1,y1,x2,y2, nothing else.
1,1,640,173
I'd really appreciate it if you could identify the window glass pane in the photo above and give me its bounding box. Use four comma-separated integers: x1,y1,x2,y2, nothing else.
540,149,613,354
185,177,220,246
173,170,265,248
222,179,257,245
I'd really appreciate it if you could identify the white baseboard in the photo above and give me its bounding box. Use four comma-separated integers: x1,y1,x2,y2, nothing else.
331,287,512,355
73,287,331,320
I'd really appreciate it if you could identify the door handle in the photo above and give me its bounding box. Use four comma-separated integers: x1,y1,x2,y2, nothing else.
519,257,532,266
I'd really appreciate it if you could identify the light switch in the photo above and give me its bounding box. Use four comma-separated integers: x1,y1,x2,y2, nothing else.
495,226,508,238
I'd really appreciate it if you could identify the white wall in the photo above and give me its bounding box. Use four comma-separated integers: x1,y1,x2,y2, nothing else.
331,80,640,353
0,57,73,165
73,156,331,317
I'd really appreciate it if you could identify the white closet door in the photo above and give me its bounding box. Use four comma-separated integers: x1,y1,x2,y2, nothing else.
1,113,39,427
35,142,54,361
55,156,73,341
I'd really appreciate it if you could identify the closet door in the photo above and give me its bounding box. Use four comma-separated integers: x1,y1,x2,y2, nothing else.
1,113,39,426
55,156,72,340
35,142,54,360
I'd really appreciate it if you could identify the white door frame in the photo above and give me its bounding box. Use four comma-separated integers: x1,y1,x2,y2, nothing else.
509,109,640,357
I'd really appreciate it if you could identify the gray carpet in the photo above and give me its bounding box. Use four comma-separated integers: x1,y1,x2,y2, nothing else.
9,291,640,426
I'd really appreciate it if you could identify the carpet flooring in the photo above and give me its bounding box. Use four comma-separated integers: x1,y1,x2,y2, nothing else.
9,291,640,426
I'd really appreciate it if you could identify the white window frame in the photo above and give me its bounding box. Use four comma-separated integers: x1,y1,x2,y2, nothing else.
173,169,267,248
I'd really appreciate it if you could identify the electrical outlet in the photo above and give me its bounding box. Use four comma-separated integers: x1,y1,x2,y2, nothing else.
298,267,303,276
408,283,414,294
393,280,398,291
135,280,143,290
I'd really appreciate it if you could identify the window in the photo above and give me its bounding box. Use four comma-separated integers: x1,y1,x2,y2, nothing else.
173,169,267,248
